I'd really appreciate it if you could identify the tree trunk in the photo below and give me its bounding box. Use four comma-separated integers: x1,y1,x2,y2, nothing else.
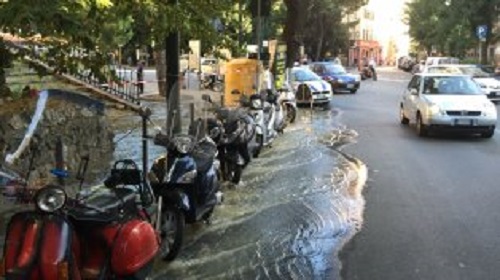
283,0,307,68
154,48,167,97
315,14,325,61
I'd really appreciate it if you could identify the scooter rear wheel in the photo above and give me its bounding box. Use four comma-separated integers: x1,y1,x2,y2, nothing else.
286,105,296,124
159,207,185,261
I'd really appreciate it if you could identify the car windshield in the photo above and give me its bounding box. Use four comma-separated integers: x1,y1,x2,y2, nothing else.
422,76,482,95
293,69,321,81
324,64,347,75
459,66,491,78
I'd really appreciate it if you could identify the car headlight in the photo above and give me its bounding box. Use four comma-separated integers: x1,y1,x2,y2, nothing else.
172,136,194,154
35,186,66,213
354,75,361,82
428,104,444,116
482,102,497,116
477,83,487,88
337,78,344,83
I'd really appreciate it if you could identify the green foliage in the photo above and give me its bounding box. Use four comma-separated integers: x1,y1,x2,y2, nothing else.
406,0,500,62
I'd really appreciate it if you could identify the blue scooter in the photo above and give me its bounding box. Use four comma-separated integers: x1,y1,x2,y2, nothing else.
149,117,222,261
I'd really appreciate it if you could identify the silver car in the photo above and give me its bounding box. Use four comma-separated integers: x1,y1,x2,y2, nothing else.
400,73,497,138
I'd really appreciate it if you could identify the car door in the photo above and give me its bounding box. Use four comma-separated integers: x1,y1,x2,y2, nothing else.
403,75,421,122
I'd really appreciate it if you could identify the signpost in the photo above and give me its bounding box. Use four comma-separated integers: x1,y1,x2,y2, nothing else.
476,25,487,64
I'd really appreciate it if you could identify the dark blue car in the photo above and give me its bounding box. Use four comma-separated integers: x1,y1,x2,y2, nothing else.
310,62,361,94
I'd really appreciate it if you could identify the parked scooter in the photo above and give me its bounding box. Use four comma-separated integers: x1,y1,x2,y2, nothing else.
1,141,159,279
148,113,223,261
200,72,223,92
240,90,279,156
277,86,297,125
195,94,256,184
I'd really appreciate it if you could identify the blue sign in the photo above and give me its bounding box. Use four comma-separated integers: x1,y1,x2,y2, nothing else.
476,25,487,40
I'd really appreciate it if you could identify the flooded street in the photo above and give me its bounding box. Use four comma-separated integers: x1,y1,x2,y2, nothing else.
0,98,367,279
130,104,368,279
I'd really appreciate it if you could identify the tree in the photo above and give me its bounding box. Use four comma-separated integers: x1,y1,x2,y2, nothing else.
282,0,366,67
406,0,500,63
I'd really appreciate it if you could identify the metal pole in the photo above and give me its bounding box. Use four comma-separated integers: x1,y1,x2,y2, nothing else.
166,0,181,134
142,113,148,184
256,0,262,93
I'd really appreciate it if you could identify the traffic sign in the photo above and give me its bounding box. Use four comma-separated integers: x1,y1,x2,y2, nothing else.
476,25,487,41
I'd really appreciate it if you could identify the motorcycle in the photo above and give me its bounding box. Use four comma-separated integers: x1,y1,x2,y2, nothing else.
239,90,279,157
148,115,223,261
360,65,377,81
194,95,256,184
200,72,223,92
1,140,159,280
277,87,297,125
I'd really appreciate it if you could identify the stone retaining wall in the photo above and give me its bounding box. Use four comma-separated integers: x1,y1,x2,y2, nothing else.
0,90,114,186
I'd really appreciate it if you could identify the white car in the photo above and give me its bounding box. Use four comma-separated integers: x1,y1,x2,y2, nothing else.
423,64,500,102
400,73,497,138
288,67,333,105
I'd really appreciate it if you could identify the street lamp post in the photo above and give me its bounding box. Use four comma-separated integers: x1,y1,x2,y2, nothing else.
256,0,262,93
166,0,181,135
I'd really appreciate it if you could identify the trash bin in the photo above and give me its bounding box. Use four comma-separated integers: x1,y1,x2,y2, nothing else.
224,58,264,107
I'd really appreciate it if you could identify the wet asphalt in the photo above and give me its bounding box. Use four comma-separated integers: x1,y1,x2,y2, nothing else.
2,68,500,280
338,69,500,280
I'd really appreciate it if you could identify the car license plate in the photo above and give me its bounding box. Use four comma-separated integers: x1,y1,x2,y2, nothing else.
347,84,354,89
455,119,471,126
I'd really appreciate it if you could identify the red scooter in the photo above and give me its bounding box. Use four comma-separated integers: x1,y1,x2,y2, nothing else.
1,141,160,279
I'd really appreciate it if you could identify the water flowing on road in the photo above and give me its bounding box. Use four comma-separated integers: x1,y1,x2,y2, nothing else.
148,105,367,279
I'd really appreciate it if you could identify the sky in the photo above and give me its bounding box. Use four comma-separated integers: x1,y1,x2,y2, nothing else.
368,0,411,58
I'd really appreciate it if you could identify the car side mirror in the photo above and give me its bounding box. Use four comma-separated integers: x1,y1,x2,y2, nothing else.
410,88,418,95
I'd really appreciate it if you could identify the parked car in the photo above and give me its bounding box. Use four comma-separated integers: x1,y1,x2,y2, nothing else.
288,66,333,106
399,73,497,138
310,62,361,94
398,56,416,72
423,64,500,102
423,56,460,72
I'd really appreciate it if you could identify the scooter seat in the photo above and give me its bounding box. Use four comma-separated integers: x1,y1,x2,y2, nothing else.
69,188,137,223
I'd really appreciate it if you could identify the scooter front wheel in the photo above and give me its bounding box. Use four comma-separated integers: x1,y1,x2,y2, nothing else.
229,163,243,184
253,135,263,158
159,207,185,261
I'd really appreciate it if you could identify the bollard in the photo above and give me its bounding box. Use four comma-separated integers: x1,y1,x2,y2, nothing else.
190,103,195,123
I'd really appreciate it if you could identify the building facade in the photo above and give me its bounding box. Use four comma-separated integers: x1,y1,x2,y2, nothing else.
344,6,382,69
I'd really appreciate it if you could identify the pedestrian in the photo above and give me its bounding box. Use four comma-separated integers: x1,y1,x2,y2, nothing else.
368,57,377,81
137,61,144,94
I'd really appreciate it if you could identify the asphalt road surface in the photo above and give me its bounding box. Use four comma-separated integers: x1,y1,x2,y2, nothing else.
338,69,500,280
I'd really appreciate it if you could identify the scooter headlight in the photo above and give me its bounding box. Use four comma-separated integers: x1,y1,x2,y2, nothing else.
172,136,194,154
251,99,262,109
177,170,197,184
35,186,66,213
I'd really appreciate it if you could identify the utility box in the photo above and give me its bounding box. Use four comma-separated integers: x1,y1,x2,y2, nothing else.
224,58,264,107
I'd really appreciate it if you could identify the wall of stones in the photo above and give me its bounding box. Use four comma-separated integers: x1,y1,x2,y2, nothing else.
0,90,115,187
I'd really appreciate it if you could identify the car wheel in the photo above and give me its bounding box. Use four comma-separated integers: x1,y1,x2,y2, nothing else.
416,113,428,137
350,89,357,94
400,106,409,125
481,128,495,138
